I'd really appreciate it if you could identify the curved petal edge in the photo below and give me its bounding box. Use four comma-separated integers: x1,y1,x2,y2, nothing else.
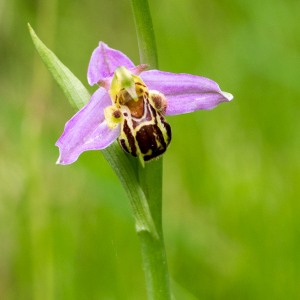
55,88,121,165
141,70,233,116
88,42,135,86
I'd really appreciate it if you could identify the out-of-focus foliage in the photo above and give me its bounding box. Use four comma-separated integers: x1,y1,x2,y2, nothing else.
1,0,300,299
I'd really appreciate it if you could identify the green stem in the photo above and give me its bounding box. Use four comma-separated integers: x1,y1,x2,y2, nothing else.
131,1,171,299
138,159,171,300
131,0,159,69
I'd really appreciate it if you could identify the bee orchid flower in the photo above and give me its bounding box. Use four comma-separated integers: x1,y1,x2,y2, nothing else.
56,42,233,165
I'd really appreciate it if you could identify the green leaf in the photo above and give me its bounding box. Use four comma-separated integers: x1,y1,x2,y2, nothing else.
28,23,157,238
28,23,90,111
102,141,158,237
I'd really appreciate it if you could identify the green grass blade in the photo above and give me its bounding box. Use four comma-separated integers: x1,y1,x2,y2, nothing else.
102,141,158,237
28,23,90,111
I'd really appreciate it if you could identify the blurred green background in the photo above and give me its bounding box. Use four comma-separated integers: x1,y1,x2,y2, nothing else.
1,0,300,299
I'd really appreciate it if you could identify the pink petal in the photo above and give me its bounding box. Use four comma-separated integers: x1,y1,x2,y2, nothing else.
88,42,135,86
56,88,121,165
141,70,233,116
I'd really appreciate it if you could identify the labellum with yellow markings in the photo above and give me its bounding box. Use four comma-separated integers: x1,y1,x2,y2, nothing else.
104,66,171,162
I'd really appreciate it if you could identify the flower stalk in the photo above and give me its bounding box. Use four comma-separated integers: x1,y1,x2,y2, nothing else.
29,1,233,297
130,0,171,299
130,0,159,69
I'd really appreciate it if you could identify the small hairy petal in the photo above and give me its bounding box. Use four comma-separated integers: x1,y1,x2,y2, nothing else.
129,64,149,76
88,42,135,86
141,70,233,116
56,88,121,165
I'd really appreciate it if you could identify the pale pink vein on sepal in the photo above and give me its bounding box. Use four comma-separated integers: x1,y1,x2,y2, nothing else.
55,88,121,165
88,42,135,86
141,70,233,116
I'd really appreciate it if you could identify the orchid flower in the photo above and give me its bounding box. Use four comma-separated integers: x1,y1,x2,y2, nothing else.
56,42,233,165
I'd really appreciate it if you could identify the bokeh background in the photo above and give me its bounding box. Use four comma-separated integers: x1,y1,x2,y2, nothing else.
1,0,300,299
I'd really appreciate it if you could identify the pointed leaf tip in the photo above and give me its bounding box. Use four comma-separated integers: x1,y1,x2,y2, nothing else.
28,24,91,111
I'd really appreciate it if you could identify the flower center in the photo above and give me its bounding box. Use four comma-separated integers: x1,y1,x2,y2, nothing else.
104,82,168,129
103,66,171,162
